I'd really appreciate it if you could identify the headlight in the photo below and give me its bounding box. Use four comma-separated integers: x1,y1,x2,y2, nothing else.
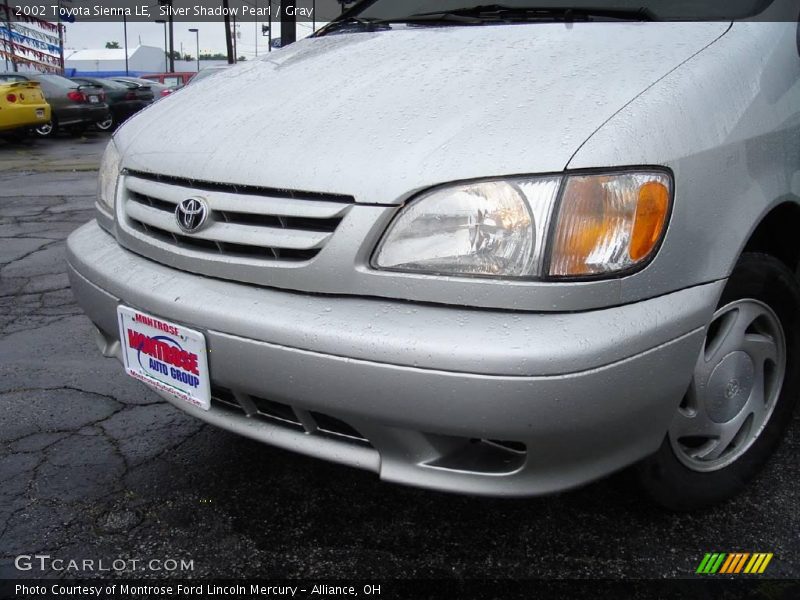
373,170,671,279
373,177,562,277
97,139,122,212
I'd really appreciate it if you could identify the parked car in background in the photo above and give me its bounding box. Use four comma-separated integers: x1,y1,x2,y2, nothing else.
140,72,195,95
0,79,50,141
71,76,151,131
109,76,171,99
0,72,109,138
67,0,800,510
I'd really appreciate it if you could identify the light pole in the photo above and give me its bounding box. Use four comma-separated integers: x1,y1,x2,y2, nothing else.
188,28,200,73
168,5,175,71
232,13,238,62
123,13,129,75
155,20,168,71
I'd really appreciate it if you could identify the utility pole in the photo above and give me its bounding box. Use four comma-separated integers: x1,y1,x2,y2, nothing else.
281,1,296,47
223,0,234,64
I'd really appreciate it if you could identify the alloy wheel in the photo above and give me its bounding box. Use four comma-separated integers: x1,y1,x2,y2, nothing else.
35,122,54,137
669,299,786,472
96,116,114,131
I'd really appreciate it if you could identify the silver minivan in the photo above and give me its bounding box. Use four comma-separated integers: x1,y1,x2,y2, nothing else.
67,0,800,509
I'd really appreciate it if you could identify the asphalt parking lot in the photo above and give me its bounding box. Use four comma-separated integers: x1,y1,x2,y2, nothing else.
0,135,798,583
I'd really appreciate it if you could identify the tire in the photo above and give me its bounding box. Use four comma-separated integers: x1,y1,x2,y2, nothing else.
638,253,800,510
95,114,114,131
34,119,57,138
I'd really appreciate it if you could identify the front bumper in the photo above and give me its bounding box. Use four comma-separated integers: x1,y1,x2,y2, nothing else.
66,221,724,496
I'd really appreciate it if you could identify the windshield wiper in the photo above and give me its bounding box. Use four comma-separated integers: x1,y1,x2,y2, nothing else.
401,4,656,23
379,13,486,24
318,12,483,36
317,17,393,35
318,4,654,36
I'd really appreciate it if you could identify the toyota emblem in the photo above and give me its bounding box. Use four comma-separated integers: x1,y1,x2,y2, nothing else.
175,198,209,233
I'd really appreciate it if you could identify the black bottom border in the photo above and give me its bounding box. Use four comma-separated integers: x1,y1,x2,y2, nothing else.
2,579,800,600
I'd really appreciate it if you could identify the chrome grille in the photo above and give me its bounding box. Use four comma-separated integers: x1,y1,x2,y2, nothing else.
121,171,353,262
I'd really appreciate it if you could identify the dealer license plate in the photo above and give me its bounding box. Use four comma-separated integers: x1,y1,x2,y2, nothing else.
117,306,211,410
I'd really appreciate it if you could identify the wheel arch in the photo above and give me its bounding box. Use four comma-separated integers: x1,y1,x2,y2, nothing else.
741,198,800,276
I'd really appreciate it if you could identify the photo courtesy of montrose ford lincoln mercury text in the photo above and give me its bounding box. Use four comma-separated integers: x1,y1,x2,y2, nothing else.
66,0,800,510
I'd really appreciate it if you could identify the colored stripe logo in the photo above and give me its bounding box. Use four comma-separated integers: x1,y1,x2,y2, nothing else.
696,553,773,574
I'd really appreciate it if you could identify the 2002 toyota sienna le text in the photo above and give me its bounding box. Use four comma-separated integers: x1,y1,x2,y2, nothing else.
66,0,800,509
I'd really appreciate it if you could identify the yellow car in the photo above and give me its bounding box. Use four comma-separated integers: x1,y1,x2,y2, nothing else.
0,80,51,139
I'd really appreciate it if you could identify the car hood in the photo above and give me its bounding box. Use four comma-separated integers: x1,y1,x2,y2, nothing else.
117,22,730,204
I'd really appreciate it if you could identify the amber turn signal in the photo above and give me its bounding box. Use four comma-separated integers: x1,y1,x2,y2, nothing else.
630,181,670,261
548,172,672,278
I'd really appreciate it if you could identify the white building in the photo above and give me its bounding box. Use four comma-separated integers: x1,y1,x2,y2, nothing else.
65,45,166,76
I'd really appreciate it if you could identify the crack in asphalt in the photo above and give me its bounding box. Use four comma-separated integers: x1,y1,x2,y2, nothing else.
0,383,204,544
0,153,212,559
0,240,62,270
0,312,82,338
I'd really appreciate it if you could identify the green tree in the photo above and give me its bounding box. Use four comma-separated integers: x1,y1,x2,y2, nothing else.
105,41,120,49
